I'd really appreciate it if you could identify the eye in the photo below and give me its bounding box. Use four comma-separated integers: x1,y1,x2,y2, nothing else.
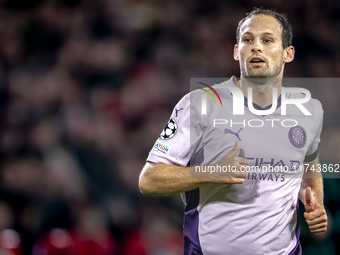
243,38,252,43
263,39,272,43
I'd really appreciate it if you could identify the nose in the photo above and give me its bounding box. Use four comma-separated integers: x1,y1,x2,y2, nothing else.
251,40,262,53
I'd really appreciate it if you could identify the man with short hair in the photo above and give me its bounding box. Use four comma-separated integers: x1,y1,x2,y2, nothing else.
139,8,327,255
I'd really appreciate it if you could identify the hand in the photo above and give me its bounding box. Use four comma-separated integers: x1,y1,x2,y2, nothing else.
209,141,249,184
304,187,327,233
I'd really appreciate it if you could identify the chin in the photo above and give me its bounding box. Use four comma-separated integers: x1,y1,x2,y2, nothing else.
244,77,269,85
245,72,269,79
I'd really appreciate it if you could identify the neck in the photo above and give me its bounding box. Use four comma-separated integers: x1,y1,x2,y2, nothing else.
237,76,282,108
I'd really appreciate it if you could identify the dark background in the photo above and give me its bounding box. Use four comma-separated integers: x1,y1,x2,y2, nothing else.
0,0,339,254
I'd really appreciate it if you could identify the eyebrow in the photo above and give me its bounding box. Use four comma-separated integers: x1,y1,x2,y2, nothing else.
242,32,276,36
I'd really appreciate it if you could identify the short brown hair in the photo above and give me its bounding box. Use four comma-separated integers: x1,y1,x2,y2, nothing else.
236,7,293,49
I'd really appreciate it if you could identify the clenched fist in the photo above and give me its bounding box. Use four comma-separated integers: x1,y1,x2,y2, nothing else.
304,187,327,233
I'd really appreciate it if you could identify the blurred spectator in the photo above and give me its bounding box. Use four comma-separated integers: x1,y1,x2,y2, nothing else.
0,202,22,255
32,206,117,255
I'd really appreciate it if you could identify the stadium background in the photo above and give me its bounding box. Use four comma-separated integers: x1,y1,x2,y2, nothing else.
0,0,339,254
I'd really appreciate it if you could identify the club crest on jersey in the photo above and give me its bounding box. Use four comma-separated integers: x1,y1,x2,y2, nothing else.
159,118,178,140
288,126,306,148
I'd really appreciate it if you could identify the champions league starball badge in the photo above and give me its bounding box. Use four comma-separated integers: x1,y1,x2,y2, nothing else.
288,126,306,148
159,118,178,140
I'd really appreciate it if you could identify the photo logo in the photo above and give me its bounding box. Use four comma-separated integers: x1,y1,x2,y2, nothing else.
199,82,312,116
197,82,222,115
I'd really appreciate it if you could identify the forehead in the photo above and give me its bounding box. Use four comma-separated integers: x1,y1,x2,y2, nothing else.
240,14,282,37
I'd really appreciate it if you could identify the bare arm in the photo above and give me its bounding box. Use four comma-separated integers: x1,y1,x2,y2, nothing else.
139,162,200,196
299,159,327,233
139,141,249,196
299,159,324,205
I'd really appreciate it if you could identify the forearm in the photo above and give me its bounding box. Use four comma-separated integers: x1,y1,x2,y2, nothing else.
299,160,324,206
139,142,248,196
139,162,201,196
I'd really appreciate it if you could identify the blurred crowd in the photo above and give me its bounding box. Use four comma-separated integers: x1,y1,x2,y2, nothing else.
0,0,339,254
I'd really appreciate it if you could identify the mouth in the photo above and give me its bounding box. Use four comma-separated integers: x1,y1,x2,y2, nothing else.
249,57,265,66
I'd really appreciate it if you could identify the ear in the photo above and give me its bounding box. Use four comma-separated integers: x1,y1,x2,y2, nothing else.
284,46,294,63
234,44,239,61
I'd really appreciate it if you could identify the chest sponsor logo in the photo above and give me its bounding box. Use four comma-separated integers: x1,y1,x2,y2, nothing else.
245,158,302,182
153,141,170,154
246,157,301,171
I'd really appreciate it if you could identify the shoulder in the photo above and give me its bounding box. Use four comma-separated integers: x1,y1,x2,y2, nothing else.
172,77,236,122
284,89,324,117
189,78,235,104
304,95,323,117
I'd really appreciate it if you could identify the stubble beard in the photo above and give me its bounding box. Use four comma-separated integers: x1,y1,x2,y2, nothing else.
240,56,284,85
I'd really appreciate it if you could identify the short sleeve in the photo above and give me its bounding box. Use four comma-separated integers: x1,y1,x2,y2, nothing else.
304,99,324,163
147,93,203,166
